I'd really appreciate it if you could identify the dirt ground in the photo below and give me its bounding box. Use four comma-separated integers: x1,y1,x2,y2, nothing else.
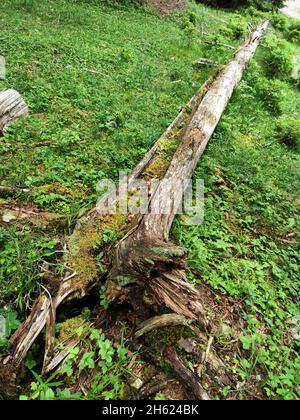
146,0,186,13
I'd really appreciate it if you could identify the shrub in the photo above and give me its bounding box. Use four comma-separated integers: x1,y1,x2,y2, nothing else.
275,117,300,151
258,78,288,115
288,22,300,43
271,13,291,33
262,34,294,79
221,15,248,39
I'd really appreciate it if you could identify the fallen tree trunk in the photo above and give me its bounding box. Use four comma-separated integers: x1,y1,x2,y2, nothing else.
106,20,270,319
8,80,211,369
0,89,28,134
3,20,269,376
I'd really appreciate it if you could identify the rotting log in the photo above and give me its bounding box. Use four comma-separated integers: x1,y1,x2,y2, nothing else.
2,20,269,378
105,20,270,319
0,88,28,135
0,202,66,229
7,80,211,371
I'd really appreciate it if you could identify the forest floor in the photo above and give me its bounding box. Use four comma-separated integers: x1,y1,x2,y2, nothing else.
0,0,299,400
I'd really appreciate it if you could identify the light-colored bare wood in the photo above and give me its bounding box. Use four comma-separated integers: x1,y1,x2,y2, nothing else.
0,89,28,134
107,20,270,320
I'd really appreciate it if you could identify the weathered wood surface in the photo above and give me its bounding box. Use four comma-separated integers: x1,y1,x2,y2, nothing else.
106,20,270,319
0,89,28,134
7,81,210,369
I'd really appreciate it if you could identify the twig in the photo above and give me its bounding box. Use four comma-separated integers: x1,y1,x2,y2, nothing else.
205,336,214,363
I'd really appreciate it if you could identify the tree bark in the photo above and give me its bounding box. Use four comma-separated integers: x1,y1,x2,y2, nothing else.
0,89,28,134
106,20,270,319
7,80,210,369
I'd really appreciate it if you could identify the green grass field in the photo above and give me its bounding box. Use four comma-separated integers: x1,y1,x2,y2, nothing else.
0,0,299,400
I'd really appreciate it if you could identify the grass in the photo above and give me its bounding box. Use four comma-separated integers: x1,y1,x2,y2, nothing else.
0,0,230,214
0,0,299,401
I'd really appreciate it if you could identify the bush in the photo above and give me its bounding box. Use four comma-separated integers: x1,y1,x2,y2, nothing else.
275,117,300,151
258,78,289,115
199,1,283,12
262,34,294,79
288,22,300,43
221,15,248,39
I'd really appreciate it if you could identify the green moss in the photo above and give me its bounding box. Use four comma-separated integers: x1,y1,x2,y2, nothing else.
143,135,180,180
57,315,86,343
144,326,195,353
67,213,127,287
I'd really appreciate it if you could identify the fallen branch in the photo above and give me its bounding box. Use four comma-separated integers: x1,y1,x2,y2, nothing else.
135,314,193,338
0,88,28,135
163,347,210,400
195,58,216,67
203,40,235,50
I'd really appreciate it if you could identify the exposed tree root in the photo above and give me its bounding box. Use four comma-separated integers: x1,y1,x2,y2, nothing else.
135,314,193,338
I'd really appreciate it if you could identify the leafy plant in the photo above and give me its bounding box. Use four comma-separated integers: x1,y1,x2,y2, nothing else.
275,117,300,151
58,328,133,400
19,371,81,400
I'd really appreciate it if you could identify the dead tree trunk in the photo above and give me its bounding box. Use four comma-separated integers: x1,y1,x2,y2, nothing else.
3,20,269,373
0,89,28,135
106,20,270,319
8,80,211,369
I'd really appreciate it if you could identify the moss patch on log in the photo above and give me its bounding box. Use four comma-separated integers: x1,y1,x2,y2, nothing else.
67,213,127,287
